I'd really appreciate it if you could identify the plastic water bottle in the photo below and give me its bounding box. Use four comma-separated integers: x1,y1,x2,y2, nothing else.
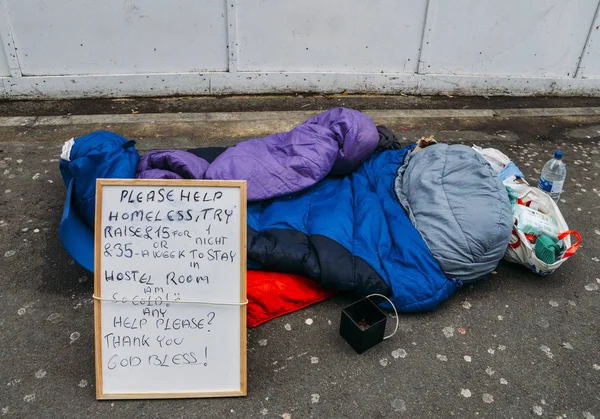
538,151,567,202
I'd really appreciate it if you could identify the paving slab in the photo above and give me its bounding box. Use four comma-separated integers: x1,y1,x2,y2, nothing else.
0,107,599,418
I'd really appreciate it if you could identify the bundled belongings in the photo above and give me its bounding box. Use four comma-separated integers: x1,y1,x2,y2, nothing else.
472,144,581,276
58,108,516,323
504,186,581,275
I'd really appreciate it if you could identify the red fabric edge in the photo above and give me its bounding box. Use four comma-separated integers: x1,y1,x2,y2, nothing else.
247,291,337,328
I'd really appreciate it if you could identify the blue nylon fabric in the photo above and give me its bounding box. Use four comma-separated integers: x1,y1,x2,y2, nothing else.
59,130,140,229
57,130,140,272
248,146,457,313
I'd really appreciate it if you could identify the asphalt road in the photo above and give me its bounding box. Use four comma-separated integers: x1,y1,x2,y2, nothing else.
0,100,599,418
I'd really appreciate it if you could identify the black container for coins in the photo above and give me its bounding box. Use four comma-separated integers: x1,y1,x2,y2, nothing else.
339,297,387,354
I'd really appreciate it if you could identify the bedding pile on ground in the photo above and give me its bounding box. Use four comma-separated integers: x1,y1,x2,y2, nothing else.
58,108,514,326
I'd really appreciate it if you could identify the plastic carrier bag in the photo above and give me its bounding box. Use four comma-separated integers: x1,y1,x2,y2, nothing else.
472,143,581,276
503,185,581,276
472,145,511,174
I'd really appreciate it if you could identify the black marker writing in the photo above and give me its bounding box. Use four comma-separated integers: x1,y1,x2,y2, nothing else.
120,188,174,203
156,335,184,348
104,270,153,284
166,272,210,286
112,316,147,330
179,190,222,202
142,307,168,318
103,333,150,349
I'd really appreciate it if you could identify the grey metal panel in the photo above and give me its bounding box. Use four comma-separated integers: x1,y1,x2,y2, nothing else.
0,41,9,76
0,0,17,77
4,0,229,76
236,0,428,73
577,1,600,78
420,0,599,78
2,0,600,98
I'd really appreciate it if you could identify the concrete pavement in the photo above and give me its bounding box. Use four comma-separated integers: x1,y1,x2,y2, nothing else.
0,97,599,418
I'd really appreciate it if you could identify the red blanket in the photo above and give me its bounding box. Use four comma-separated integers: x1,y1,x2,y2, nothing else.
247,271,337,328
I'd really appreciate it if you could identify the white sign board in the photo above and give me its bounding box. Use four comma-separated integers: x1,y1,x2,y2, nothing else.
93,179,247,399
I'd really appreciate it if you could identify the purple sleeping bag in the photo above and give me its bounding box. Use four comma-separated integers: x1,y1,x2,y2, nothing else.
136,107,379,200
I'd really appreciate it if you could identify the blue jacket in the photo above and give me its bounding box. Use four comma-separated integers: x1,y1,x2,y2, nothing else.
59,131,140,271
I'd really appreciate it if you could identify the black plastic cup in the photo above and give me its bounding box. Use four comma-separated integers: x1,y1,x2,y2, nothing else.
339,297,387,354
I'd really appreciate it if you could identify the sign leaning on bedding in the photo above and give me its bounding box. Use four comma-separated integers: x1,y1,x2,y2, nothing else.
93,179,247,400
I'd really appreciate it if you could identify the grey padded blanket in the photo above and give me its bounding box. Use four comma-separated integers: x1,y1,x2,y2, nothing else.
394,144,513,282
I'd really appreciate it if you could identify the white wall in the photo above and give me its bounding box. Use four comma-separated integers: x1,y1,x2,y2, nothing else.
236,0,426,73
420,0,598,78
1,0,600,99
0,0,13,77
5,0,228,75
578,8,600,77
0,41,9,77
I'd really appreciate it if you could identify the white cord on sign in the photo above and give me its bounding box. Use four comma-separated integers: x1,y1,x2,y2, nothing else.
92,295,248,306
365,293,399,340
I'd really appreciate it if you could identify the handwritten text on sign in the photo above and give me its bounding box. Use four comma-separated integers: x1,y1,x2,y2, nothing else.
95,180,246,399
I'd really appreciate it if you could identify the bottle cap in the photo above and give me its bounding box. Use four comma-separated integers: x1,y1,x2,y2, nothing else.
554,151,562,159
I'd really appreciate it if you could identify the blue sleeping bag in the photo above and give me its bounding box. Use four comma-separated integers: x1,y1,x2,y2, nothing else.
247,143,513,312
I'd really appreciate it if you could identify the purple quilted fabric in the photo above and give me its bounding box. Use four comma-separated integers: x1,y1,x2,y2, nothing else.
136,108,379,200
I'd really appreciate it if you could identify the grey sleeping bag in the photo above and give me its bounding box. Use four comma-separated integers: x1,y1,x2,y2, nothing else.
394,144,513,283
